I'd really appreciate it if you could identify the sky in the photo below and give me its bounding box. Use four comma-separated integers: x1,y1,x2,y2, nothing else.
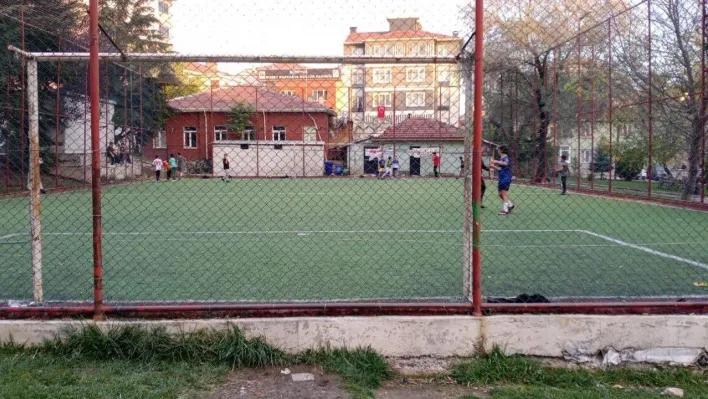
170,0,471,73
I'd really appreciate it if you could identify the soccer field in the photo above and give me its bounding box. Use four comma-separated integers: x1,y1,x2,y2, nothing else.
1,178,707,303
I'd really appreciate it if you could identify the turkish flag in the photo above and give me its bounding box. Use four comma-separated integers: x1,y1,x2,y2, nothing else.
377,105,385,118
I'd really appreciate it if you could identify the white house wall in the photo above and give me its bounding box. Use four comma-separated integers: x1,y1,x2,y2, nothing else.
214,142,325,178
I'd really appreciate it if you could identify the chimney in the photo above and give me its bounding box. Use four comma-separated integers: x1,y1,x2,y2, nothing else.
350,27,357,33
452,31,459,37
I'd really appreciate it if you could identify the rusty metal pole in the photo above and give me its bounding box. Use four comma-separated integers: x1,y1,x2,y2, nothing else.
138,65,143,172
89,0,104,320
608,19,614,194
472,0,484,317
27,58,43,304
701,0,706,204
647,0,653,199
590,44,595,189
20,7,26,189
576,30,582,190
552,47,558,187
55,39,61,188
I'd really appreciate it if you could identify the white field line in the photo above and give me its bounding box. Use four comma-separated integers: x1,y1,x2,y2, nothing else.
0,233,22,240
579,230,708,271
3,228,706,271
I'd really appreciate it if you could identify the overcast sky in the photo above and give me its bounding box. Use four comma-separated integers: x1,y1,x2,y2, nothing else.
170,0,471,73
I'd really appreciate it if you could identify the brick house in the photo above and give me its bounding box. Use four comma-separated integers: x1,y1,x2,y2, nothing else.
143,86,336,176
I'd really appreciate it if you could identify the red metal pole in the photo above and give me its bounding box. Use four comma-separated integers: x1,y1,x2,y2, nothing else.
20,7,25,189
104,61,109,175
590,44,595,190
647,0,653,199
576,30,581,190
472,0,484,318
701,0,706,204
55,39,61,188
552,47,558,186
5,76,10,192
123,69,128,172
392,87,396,159
301,88,306,177
89,0,104,321
608,19,614,194
138,66,143,172
83,69,88,185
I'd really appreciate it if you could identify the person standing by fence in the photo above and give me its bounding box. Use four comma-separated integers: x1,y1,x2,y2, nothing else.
177,153,186,180
556,155,569,195
152,155,163,182
433,152,441,178
222,154,230,182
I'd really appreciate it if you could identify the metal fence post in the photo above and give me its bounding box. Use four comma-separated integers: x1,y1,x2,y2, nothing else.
27,58,43,304
472,0,485,317
89,0,104,320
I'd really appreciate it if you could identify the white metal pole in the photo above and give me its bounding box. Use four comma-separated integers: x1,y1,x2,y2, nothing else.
462,55,474,301
27,58,43,304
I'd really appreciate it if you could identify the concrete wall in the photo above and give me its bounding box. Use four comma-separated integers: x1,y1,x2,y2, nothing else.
213,142,325,177
2,316,707,360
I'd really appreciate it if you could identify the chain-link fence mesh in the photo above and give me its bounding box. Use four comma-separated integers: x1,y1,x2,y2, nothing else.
1,0,707,314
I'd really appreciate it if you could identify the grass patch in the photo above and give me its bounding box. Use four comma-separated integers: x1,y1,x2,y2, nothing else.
452,347,708,398
299,347,394,397
1,324,393,398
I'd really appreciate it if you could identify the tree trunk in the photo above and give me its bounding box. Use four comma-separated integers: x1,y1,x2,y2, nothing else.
682,116,703,200
532,85,549,183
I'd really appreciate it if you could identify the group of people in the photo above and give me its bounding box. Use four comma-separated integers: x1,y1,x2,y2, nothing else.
106,141,132,165
152,153,186,182
376,156,400,179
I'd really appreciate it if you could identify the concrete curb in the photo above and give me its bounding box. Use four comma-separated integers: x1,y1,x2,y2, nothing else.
1,315,707,360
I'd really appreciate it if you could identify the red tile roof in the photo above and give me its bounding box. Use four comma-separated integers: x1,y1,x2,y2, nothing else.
168,86,336,115
345,30,457,43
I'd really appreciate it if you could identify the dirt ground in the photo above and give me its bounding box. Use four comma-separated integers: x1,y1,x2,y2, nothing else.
204,366,488,399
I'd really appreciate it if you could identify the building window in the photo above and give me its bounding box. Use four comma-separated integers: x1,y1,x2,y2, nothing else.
159,24,170,39
438,45,449,56
214,125,227,142
304,126,317,142
281,89,296,96
560,146,571,161
581,149,592,163
438,67,451,83
273,126,286,141
384,44,394,56
579,123,591,137
373,69,392,84
153,130,166,149
406,67,425,83
312,90,328,101
243,126,256,141
353,69,365,86
352,46,364,56
406,92,426,107
183,127,197,148
370,45,381,56
411,44,430,56
354,93,364,112
439,88,451,109
158,1,169,14
373,93,392,107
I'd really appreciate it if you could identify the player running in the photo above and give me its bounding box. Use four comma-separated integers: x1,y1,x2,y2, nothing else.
490,146,515,215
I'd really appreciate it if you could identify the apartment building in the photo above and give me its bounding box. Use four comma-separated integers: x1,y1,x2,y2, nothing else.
339,17,462,135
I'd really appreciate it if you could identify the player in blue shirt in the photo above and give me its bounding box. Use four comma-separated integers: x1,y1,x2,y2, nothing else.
490,146,516,215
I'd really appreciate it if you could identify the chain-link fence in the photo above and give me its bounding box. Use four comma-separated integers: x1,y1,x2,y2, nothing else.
1,0,707,318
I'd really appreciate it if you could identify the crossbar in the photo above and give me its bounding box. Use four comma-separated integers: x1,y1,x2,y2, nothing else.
7,45,459,64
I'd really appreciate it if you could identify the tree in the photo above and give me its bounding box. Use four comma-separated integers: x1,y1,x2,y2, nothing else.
614,140,646,181
227,103,256,133
99,0,175,148
0,1,84,171
614,0,704,199
163,63,210,100
593,138,612,179
464,0,630,183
